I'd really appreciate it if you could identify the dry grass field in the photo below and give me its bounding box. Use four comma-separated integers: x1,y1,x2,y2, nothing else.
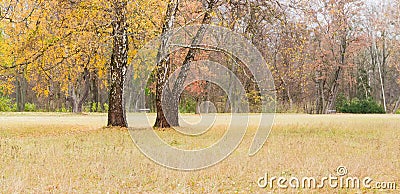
0,113,399,193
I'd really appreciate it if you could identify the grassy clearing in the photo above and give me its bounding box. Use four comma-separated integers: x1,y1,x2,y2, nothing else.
0,113,399,193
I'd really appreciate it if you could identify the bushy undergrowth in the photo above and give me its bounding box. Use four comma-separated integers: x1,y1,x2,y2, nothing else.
0,97,15,112
336,96,385,114
24,103,36,112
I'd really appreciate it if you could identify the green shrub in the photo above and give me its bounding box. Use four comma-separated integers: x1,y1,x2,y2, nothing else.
337,98,385,114
83,104,91,113
91,102,103,112
0,97,13,112
103,103,109,112
97,103,103,112
11,103,17,112
56,104,69,112
179,98,197,113
24,103,36,112
61,104,68,112
91,102,97,112
335,93,347,111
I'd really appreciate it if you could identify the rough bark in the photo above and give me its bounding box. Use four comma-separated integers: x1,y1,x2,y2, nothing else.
167,0,217,126
154,0,180,128
154,0,217,127
325,35,347,114
108,0,128,127
325,66,342,113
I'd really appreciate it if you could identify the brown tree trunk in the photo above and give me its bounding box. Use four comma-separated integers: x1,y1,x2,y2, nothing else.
154,0,180,128
77,68,90,113
154,0,216,127
68,86,78,113
315,69,325,114
325,35,347,113
108,0,128,127
325,66,342,113
91,70,99,112
15,73,27,112
67,68,91,113
167,0,217,126
225,57,237,113
392,96,400,114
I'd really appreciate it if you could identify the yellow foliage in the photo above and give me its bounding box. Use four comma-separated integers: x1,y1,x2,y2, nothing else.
0,0,166,96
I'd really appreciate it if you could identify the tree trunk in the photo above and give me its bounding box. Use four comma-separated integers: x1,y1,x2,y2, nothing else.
77,68,90,113
325,66,342,113
15,74,26,112
325,35,347,113
108,0,128,127
377,55,387,112
164,0,216,126
67,68,90,113
315,70,325,114
377,33,387,112
171,0,216,98
392,96,400,114
225,57,237,113
195,97,200,114
154,0,180,128
154,0,216,128
91,70,99,112
204,81,210,114
67,84,77,113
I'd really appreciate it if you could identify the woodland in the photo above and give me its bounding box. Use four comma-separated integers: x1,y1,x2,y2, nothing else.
0,0,399,127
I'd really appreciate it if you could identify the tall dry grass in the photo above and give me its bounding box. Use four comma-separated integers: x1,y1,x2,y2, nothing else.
0,113,399,193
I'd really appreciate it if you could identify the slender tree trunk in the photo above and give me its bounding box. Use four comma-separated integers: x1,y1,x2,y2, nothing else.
154,0,217,127
204,81,210,113
196,97,201,114
15,74,26,112
108,0,128,127
92,70,99,112
315,40,325,114
392,96,400,114
225,57,237,113
325,66,342,113
154,0,180,128
67,68,91,113
159,0,218,126
68,86,78,113
286,85,293,111
315,70,325,114
325,35,347,113
378,34,387,112
377,56,387,112
77,68,90,113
